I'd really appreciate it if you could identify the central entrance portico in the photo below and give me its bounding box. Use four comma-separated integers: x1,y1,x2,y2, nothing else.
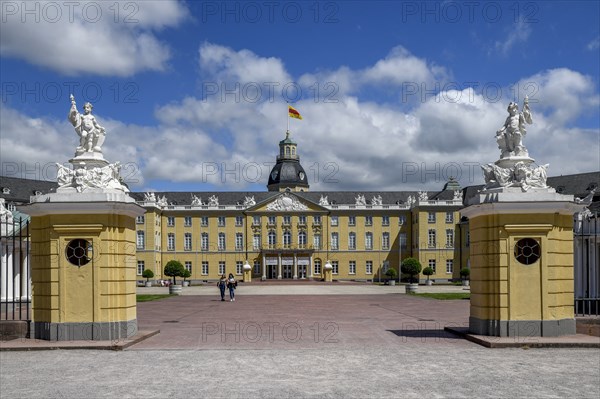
261,250,314,280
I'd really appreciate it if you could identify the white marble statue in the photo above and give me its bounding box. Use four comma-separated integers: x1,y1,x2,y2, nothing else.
496,96,532,158
482,162,549,191
144,192,157,202
243,196,256,207
208,195,219,206
266,193,308,211
355,194,366,206
453,190,462,201
371,195,383,206
0,198,13,224
575,188,596,205
418,191,429,201
68,94,106,156
406,195,416,207
157,195,168,207
191,195,203,206
319,195,329,206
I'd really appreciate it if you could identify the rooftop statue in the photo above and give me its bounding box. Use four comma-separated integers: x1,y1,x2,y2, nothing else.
495,96,532,159
68,94,106,156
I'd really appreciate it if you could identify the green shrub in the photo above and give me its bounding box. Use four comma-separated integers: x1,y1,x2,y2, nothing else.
401,258,422,284
460,268,470,280
422,266,434,281
385,267,398,280
142,269,154,282
164,260,185,284
181,268,191,282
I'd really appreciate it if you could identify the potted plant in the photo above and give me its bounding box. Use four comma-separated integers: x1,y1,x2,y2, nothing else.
460,268,470,287
181,268,191,287
385,267,398,286
142,269,154,287
422,266,434,286
164,260,185,294
401,257,422,294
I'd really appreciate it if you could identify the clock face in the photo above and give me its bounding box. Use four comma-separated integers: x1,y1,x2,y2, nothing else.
299,172,305,180
271,170,278,180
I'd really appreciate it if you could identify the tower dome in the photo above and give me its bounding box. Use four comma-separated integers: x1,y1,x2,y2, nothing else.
267,131,309,192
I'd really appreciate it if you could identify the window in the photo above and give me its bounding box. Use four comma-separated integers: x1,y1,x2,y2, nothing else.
253,216,261,226
366,261,373,275
445,212,454,223
365,216,373,226
218,233,226,251
218,216,226,227
331,216,338,226
331,233,339,250
219,261,225,275
349,261,356,274
332,261,339,274
382,216,390,226
268,216,276,225
283,215,291,225
314,259,321,275
201,216,209,227
298,215,306,225
253,261,260,275
185,261,192,273
167,217,175,227
428,212,436,223
253,233,261,250
399,215,406,226
313,234,321,250
235,216,244,226
313,215,321,225
137,231,145,249
167,233,175,251
382,232,390,250
446,229,454,248
184,233,192,251
348,232,356,250
298,231,307,248
446,259,453,274
283,231,292,248
399,233,407,249
201,233,209,251
236,261,243,275
268,231,277,248
348,216,356,226
235,233,244,251
365,232,373,250
429,259,436,273
184,216,192,227
137,260,144,275
428,229,436,248
136,215,145,224
202,261,209,275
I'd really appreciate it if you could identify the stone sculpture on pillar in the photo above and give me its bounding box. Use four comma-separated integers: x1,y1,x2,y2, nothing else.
482,97,549,191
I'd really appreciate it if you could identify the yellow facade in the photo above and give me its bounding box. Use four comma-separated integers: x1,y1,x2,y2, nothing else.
134,197,466,283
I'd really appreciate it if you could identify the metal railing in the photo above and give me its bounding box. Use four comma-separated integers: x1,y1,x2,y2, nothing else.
1,217,31,322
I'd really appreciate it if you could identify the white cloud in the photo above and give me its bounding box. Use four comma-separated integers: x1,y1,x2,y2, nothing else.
587,36,600,51
494,19,532,55
0,0,188,76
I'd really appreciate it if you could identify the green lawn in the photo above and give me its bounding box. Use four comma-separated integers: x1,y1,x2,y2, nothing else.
410,292,470,300
136,294,174,302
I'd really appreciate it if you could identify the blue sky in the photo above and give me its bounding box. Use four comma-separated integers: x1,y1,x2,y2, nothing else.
1,0,599,192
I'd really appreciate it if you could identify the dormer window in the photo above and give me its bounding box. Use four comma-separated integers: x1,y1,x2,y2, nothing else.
2,187,9,194
34,190,42,195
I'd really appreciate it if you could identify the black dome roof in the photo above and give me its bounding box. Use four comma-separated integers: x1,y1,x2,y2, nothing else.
268,160,309,189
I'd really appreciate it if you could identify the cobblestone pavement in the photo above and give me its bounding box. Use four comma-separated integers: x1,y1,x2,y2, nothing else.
1,287,599,398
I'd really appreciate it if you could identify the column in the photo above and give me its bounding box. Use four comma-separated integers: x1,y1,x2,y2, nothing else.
277,253,282,279
309,256,313,279
293,253,298,279
261,254,267,281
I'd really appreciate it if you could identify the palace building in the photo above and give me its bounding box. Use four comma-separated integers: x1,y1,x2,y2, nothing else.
1,131,598,287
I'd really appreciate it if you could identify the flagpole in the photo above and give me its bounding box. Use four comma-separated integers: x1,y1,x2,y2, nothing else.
286,103,289,133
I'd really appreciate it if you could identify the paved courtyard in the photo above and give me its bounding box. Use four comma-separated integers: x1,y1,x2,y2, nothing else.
1,285,599,398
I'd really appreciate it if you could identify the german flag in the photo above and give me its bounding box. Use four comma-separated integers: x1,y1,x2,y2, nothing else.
288,105,303,120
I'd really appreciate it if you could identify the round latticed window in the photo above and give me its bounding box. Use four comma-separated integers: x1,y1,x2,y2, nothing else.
514,238,541,265
66,239,92,267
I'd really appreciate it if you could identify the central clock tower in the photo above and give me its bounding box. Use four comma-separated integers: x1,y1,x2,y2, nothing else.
267,131,310,192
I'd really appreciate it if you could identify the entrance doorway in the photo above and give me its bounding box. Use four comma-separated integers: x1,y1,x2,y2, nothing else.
282,264,293,279
298,264,307,279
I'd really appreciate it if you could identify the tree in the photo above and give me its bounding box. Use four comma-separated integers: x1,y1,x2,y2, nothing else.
164,260,185,285
142,269,154,283
422,266,434,282
460,268,470,281
401,257,422,284
181,268,191,283
385,267,398,281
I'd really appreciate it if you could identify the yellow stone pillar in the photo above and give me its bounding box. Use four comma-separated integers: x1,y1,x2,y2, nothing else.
462,188,582,337
323,260,333,282
23,192,145,341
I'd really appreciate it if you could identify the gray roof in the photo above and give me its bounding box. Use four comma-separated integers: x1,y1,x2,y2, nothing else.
0,176,58,204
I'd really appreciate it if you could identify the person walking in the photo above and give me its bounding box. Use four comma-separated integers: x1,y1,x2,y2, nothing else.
217,275,227,301
227,273,237,301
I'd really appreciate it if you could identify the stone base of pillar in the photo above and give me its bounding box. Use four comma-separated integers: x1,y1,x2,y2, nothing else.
33,320,137,341
469,317,576,337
